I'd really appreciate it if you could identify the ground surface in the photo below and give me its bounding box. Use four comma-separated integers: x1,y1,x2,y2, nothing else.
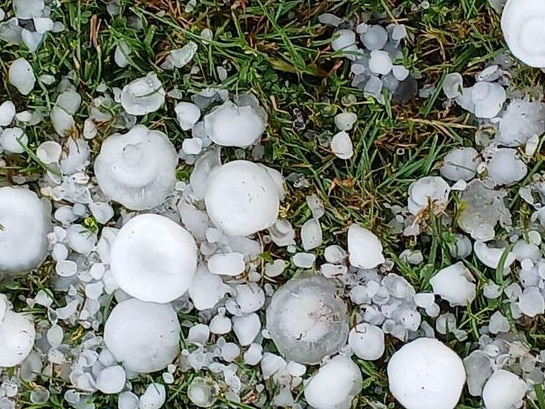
1,0,544,408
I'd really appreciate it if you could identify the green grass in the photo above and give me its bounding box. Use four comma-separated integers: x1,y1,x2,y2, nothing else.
1,0,545,407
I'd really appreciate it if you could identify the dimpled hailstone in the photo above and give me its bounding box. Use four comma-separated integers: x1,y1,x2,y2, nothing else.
111,214,198,303
204,100,266,147
8,58,35,95
120,73,165,115
387,338,466,409
266,275,349,364
482,370,528,409
303,355,363,409
430,262,476,307
0,304,36,367
204,160,281,236
94,125,177,210
0,187,51,275
347,224,385,269
501,0,545,67
104,298,181,373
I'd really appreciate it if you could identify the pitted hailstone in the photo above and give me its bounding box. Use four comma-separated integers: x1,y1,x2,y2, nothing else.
94,125,177,210
110,214,197,303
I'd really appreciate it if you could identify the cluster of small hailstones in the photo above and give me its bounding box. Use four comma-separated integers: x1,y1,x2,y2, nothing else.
320,13,415,103
0,0,64,52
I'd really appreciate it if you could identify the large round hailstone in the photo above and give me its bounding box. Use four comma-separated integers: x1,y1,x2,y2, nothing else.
104,298,181,373
501,0,545,68
387,338,466,409
0,309,36,367
482,370,528,409
94,125,177,210
0,187,51,275
266,275,349,364
111,214,198,303
204,100,266,147
120,73,165,115
204,160,281,236
303,355,363,409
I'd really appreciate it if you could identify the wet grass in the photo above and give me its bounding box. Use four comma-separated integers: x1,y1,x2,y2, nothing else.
1,0,545,407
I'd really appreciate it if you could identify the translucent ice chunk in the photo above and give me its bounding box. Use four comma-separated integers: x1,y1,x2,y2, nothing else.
360,25,388,50
266,275,349,364
458,181,511,242
463,350,493,396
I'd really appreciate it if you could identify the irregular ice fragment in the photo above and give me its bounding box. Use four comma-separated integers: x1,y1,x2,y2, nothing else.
486,148,527,186
408,176,450,215
482,370,527,409
9,58,35,95
430,262,476,306
441,147,481,181
330,131,354,159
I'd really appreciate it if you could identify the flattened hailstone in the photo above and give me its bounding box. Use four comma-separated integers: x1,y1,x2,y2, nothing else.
471,82,506,119
497,100,545,147
304,355,362,409
96,365,126,394
175,101,201,131
8,58,35,95
482,370,528,409
442,73,463,99
204,160,281,236
120,73,165,116
331,29,358,59
464,350,493,397
430,262,476,306
0,127,28,154
111,214,197,303
13,0,44,18
94,125,177,210
0,308,36,367
360,25,388,50
331,131,354,160
387,338,466,409
188,377,218,408
348,224,385,269
440,147,481,182
369,50,393,75
487,148,527,186
334,112,357,131
301,218,322,251
348,323,385,361
188,265,231,310
0,187,51,275
501,0,545,67
518,287,545,317
139,383,166,409
204,100,266,147
458,181,511,242
104,299,181,373
114,40,132,68
0,101,16,126
408,176,450,215
266,275,349,364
